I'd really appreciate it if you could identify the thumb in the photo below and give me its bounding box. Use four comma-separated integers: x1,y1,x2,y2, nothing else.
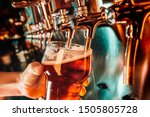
21,62,44,86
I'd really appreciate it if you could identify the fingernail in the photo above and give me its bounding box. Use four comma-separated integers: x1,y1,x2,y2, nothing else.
33,63,43,75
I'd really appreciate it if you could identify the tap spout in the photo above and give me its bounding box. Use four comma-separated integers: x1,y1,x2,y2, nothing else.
117,20,139,85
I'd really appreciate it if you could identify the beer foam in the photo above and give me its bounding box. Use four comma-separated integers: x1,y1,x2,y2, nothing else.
42,47,92,65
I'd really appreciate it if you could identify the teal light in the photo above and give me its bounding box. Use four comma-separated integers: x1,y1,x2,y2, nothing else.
86,26,131,100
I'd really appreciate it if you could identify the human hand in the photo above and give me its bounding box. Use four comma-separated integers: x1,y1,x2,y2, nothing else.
62,79,89,100
18,62,45,99
18,62,89,100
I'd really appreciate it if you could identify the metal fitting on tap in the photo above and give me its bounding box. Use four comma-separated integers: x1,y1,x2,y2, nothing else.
58,9,69,24
100,7,116,25
75,0,88,17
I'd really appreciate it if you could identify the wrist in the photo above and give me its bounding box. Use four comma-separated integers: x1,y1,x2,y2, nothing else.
0,83,23,97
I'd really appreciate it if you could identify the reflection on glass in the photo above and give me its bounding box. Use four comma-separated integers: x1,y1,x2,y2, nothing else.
42,41,92,100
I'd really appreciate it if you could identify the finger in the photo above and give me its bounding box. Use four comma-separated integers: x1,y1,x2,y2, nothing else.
82,78,89,87
67,79,89,93
21,62,44,86
34,73,46,97
67,83,81,93
22,73,46,99
67,96,81,100
78,86,86,97
62,95,81,100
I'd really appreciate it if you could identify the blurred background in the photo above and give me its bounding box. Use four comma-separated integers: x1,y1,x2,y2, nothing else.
0,0,36,100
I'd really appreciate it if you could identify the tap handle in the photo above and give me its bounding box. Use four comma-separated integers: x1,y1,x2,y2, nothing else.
76,0,86,7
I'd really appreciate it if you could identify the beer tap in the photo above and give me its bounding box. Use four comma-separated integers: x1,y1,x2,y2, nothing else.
37,0,55,48
56,9,74,49
75,0,88,17
12,0,41,8
116,19,138,85
16,0,55,49
12,0,41,49
72,0,116,50
110,0,150,85
25,5,43,48
40,0,52,30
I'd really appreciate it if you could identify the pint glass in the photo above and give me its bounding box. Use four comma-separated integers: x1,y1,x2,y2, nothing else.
42,41,92,100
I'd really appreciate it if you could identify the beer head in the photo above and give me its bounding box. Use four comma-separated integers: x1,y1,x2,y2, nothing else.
42,41,92,82
42,41,92,65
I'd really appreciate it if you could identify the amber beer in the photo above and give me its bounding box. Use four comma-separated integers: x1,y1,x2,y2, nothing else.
42,43,92,100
